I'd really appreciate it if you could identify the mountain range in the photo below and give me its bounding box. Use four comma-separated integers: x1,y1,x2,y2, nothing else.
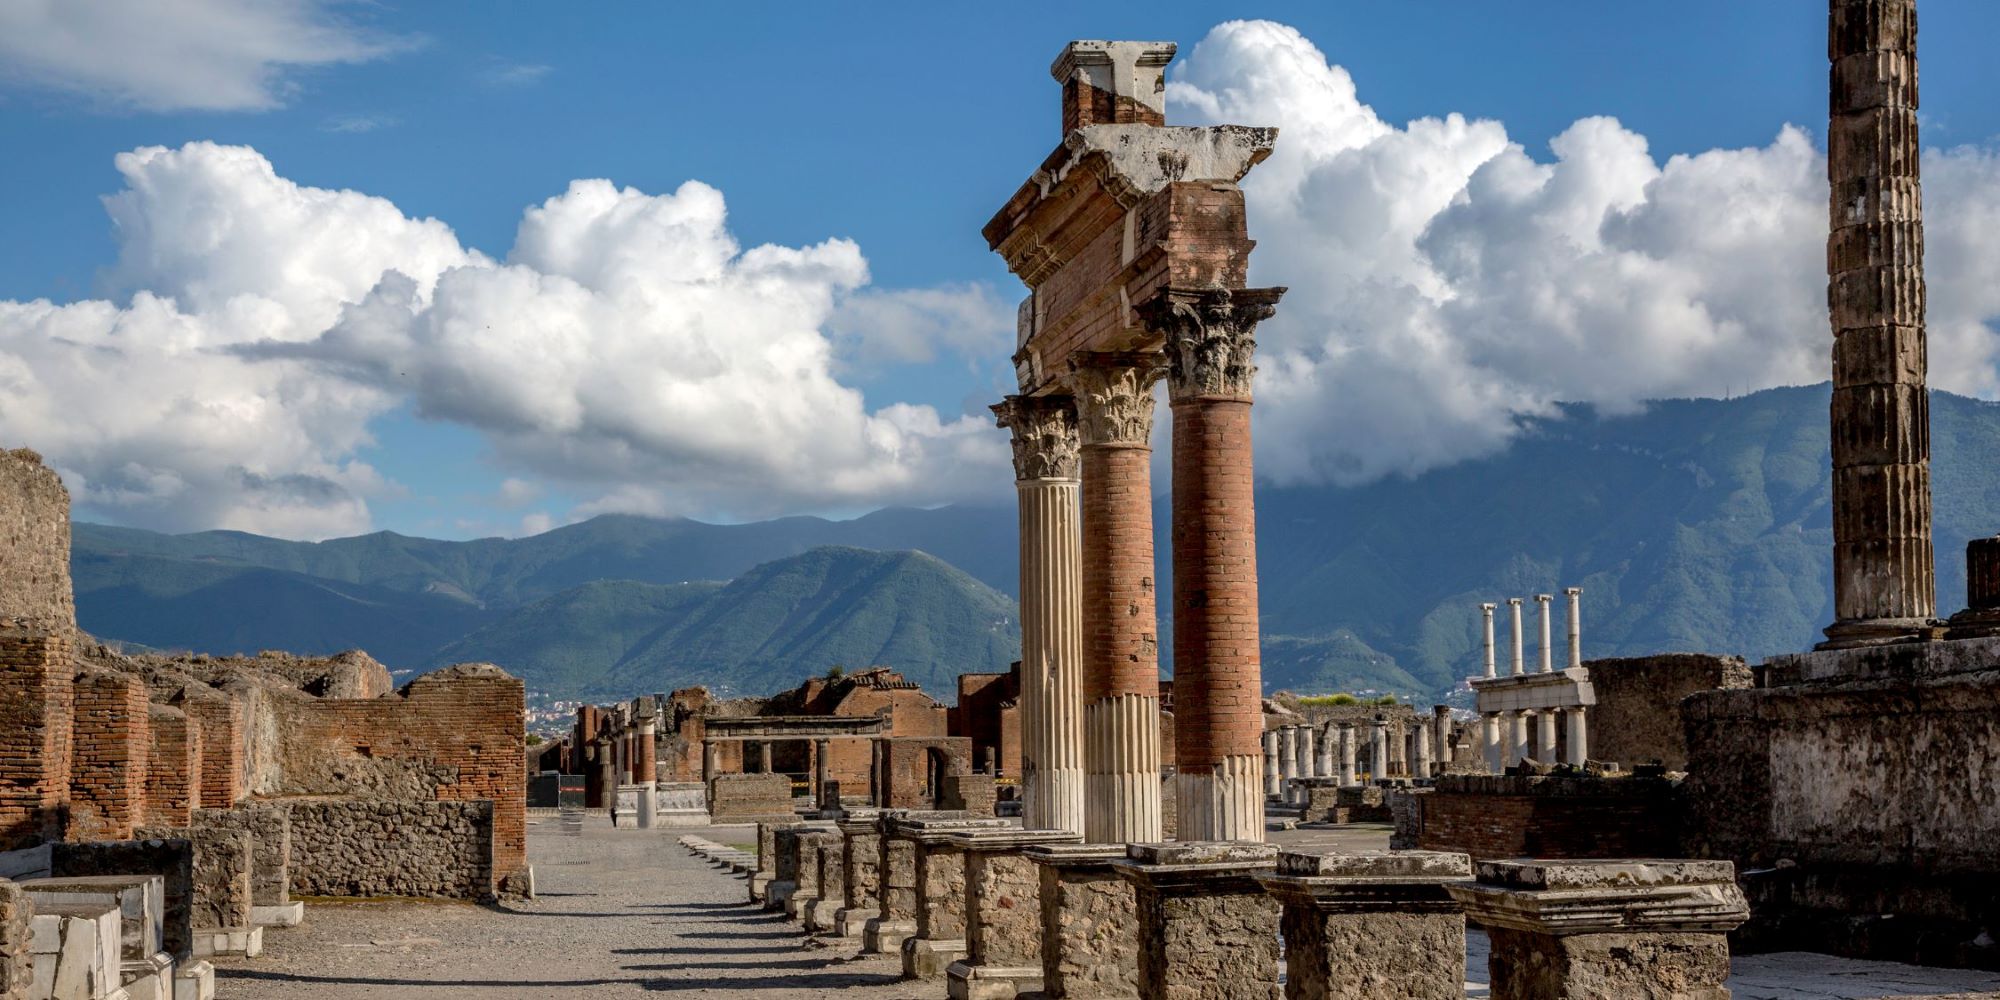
68,383,2000,703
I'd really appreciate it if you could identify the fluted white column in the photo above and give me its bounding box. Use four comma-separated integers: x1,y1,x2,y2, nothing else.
1536,594,1555,673
1368,719,1388,782
1480,602,1498,678
1262,730,1281,798
1338,724,1357,786
1414,722,1432,778
1536,711,1557,764
1481,715,1501,774
1296,724,1316,781
996,395,1086,834
1508,598,1525,676
1433,706,1453,767
1314,724,1334,777
1506,711,1529,769
1566,707,1590,766
1566,586,1584,669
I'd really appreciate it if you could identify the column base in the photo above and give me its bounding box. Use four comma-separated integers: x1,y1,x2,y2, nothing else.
947,960,1041,1000
833,906,878,938
191,924,262,959
764,879,798,912
1817,617,1946,649
747,873,773,903
903,936,967,980
783,890,820,921
1026,843,1141,1000
1945,607,2000,640
864,917,914,955
251,901,304,927
802,896,842,934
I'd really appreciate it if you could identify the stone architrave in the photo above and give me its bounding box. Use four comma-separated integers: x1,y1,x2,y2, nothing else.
1112,842,1281,999
995,395,1086,836
1065,355,1167,845
1257,850,1474,1000
1822,0,1940,648
1026,843,1141,1000
1147,286,1284,843
945,828,1083,1000
1446,859,1750,1000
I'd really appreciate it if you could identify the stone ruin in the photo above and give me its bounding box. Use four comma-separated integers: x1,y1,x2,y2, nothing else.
0,449,532,1000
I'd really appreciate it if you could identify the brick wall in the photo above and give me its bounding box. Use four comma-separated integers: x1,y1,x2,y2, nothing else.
68,667,150,841
145,705,202,828
176,689,244,809
270,663,527,897
0,622,73,851
873,737,973,809
1415,775,1682,862
707,774,794,824
1587,654,1752,771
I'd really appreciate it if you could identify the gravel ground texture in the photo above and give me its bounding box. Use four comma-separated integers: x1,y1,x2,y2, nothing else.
215,810,2000,999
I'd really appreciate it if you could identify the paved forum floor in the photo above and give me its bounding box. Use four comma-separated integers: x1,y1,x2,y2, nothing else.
217,813,2000,999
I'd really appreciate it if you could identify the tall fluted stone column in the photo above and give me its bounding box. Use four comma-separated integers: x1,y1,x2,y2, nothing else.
1149,285,1284,843
1564,587,1584,669
1295,725,1317,783
1506,712,1529,769
1414,722,1433,779
1480,603,1497,679
1433,705,1453,767
814,737,832,813
995,394,1086,835
1066,354,1166,844
1262,730,1282,798
1337,724,1357,786
1507,598,1526,675
1481,715,1502,774
1823,0,1939,647
1280,726,1299,788
1314,724,1335,778
1566,707,1590,767
1368,718,1388,783
1536,594,1555,672
1536,712,1557,764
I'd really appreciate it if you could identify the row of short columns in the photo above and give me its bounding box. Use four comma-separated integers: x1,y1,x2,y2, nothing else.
1262,713,1448,799
1479,706,1590,772
753,812,1750,999
1479,588,1585,678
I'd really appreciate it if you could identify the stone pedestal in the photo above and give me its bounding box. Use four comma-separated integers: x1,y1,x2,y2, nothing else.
1026,844,1139,999
895,815,1008,979
784,830,839,921
865,812,950,955
751,821,800,905
1112,842,1281,1000
833,814,881,938
947,829,1082,1000
1256,850,1472,1000
1446,859,1749,1000
803,832,848,933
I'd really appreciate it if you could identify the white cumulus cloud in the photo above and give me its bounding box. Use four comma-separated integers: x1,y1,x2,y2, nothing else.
1168,20,2000,486
0,0,413,112
0,143,1007,537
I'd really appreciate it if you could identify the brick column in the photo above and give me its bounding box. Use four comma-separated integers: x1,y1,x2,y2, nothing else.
1149,285,1284,843
1065,354,1166,845
69,668,150,841
1823,0,1939,647
994,394,1085,836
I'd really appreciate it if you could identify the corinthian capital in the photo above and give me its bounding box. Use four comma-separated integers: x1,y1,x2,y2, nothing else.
1142,286,1286,401
1063,352,1166,447
991,394,1080,481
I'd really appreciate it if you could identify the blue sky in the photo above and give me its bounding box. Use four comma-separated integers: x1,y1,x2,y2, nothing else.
2,2,1998,540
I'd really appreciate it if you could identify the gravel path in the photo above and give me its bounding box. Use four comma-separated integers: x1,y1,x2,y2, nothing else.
216,813,912,998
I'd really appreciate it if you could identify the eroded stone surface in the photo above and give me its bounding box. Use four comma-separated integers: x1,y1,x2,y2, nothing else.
1487,927,1731,1000
1282,908,1462,1000
1032,848,1139,999
1134,886,1280,1000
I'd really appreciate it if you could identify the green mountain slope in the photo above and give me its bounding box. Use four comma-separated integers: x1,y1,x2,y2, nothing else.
67,384,2000,703
423,546,1020,698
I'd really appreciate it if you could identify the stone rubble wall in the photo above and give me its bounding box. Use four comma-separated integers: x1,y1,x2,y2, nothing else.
0,879,29,1000
136,826,251,931
0,450,75,628
1586,654,1751,771
194,805,290,906
284,799,494,901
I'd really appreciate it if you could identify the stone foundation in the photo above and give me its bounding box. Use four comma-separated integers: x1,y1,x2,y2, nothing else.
1257,850,1471,1000
283,798,494,900
947,829,1080,1000
1113,842,1281,999
1026,843,1138,999
898,815,1007,980
1447,859,1749,1000
864,815,925,954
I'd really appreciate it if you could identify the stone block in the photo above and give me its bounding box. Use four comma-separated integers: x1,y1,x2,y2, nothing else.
1446,859,1748,1000
1257,850,1472,1000
29,900,120,1000
19,874,164,962
172,959,214,1000
1,879,33,1000
946,829,1081,1000
1026,843,1139,1000
896,815,1006,980
1113,841,1280,999
121,950,173,1000
50,840,194,962
133,827,250,945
